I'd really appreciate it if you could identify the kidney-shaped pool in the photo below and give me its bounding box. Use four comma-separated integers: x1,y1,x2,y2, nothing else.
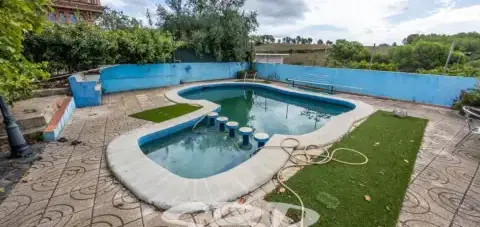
107,82,374,210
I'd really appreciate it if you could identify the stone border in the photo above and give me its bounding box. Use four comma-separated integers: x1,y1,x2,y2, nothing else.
106,82,375,211
43,96,76,141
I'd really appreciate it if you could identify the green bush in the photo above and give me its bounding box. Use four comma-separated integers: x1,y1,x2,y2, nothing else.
23,23,179,74
237,70,247,79
417,65,479,77
453,86,480,111
347,60,398,71
467,59,480,68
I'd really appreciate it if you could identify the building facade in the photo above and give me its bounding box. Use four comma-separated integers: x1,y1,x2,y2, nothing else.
255,53,290,64
48,0,104,24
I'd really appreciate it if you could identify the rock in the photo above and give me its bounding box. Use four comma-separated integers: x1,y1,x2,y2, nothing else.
70,140,82,146
393,109,408,118
57,137,68,143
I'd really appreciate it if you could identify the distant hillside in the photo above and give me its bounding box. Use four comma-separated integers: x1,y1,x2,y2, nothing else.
255,44,391,66
255,44,328,53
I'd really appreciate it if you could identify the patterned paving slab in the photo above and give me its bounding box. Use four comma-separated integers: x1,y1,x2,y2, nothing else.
0,82,479,227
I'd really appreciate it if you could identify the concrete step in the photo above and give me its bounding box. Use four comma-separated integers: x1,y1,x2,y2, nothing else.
0,117,46,137
0,126,44,145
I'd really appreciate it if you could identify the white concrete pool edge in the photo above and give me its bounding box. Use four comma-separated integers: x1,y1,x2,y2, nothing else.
106,82,375,211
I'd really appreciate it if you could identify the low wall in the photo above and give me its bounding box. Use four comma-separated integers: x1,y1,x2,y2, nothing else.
255,63,478,107
68,74,102,108
43,97,76,141
100,62,248,93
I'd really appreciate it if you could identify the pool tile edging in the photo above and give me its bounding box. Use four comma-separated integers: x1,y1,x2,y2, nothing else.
106,82,375,211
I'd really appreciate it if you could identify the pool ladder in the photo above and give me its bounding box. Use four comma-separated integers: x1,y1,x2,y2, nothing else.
243,72,257,83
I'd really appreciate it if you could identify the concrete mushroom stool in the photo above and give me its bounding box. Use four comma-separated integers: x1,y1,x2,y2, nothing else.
226,121,239,138
207,112,218,126
254,133,270,148
217,116,229,132
239,127,253,146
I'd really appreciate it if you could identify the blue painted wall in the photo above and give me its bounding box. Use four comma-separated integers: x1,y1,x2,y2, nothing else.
68,74,102,108
100,62,248,93
255,63,478,107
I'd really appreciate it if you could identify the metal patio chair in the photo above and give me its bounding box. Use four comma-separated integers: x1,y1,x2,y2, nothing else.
455,106,480,147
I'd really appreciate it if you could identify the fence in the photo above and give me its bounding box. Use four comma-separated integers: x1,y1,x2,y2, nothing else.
255,63,478,107
100,62,248,93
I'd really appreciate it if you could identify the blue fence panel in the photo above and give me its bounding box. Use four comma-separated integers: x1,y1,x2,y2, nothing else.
255,63,478,107
100,63,247,93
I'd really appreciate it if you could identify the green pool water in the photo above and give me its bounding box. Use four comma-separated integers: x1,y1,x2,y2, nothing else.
140,85,353,178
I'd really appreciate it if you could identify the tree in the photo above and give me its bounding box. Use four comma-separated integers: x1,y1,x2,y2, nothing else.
330,39,370,63
379,43,390,47
307,37,313,44
391,41,452,72
317,39,323,45
24,23,179,74
146,9,154,27
156,0,258,61
326,40,333,45
402,34,420,45
97,7,143,30
0,0,50,103
392,42,397,46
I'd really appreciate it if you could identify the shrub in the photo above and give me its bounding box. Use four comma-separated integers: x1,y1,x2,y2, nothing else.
237,70,247,79
417,65,479,77
453,82,480,110
23,23,179,75
347,60,398,71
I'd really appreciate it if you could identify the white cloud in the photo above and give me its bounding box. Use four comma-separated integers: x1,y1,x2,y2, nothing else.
253,0,480,45
103,0,480,45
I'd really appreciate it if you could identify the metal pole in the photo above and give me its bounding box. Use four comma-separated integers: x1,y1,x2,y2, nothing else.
444,41,455,74
0,95,31,158
369,43,376,68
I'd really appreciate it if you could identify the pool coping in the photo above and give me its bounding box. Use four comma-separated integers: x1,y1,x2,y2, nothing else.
106,82,375,211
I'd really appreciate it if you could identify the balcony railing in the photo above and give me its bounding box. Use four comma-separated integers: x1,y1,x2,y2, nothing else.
52,0,104,13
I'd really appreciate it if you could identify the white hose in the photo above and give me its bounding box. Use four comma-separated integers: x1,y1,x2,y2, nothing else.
271,138,368,227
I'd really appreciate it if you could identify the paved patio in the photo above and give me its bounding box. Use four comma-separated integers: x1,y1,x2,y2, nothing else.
0,82,479,227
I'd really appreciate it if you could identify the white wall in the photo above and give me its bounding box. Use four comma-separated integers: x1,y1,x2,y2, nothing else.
255,55,284,64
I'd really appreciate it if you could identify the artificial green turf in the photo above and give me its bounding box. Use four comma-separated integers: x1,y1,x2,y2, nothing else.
265,111,428,227
130,103,202,123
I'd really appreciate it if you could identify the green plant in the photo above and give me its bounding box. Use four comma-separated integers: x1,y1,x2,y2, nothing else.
0,0,50,103
346,60,397,71
237,70,247,79
23,23,180,74
417,65,479,77
453,82,480,110
157,0,258,62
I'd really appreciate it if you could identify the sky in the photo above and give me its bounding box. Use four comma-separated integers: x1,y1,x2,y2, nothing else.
101,0,480,45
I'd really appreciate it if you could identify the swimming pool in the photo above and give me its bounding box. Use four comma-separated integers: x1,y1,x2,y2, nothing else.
140,85,354,179
107,82,373,210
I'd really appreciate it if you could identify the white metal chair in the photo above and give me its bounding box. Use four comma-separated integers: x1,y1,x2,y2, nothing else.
455,106,480,147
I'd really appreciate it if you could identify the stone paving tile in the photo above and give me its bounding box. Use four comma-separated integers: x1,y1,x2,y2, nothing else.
2,84,480,227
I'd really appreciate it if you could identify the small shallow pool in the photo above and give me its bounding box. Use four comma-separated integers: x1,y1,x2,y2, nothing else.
140,85,354,179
